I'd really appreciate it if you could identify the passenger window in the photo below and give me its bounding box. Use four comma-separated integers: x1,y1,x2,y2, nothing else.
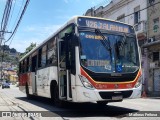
26,57,30,72
47,38,57,65
38,48,42,68
41,45,47,67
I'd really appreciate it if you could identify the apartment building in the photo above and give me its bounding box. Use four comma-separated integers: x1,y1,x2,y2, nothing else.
85,0,147,47
143,0,160,96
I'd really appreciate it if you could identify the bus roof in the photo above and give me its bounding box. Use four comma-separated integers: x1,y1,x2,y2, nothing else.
19,16,133,62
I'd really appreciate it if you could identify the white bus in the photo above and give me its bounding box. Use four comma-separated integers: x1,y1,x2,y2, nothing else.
19,16,142,106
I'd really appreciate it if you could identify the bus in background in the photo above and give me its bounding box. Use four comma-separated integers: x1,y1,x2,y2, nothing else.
19,16,142,106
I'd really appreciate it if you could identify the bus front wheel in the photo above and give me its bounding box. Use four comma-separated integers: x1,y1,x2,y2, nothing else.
52,85,64,107
25,83,31,99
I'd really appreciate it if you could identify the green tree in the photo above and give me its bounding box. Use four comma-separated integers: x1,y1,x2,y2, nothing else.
25,42,36,54
20,42,36,58
10,48,17,53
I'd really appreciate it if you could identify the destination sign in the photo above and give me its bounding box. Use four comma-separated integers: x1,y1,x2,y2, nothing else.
78,17,134,33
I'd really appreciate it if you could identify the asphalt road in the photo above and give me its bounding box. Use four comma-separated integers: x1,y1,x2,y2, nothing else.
0,85,160,120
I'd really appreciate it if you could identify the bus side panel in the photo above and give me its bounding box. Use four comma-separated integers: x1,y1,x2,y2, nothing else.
36,67,50,97
36,66,58,98
30,72,36,95
19,73,30,94
48,66,58,98
71,74,76,101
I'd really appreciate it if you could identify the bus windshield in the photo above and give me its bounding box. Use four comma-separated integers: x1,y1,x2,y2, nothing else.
79,31,139,73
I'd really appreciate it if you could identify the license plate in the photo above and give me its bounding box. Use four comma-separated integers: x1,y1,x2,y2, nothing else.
112,96,123,100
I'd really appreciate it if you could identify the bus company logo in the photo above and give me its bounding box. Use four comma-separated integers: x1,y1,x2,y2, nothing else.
95,84,107,89
126,84,132,88
114,84,119,89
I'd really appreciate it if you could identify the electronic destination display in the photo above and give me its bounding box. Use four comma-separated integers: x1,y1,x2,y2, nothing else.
78,17,134,33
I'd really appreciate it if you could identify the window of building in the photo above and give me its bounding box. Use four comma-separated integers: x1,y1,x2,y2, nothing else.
149,0,155,4
153,18,159,33
117,14,125,23
153,52,159,61
134,6,140,24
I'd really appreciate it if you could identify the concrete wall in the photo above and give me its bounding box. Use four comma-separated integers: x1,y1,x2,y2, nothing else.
148,0,160,38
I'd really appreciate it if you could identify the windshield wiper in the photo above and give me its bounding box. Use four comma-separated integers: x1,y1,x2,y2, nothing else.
119,33,127,50
95,29,112,61
114,33,127,60
115,39,120,59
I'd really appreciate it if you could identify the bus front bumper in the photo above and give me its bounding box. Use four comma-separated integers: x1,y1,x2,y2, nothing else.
74,84,142,102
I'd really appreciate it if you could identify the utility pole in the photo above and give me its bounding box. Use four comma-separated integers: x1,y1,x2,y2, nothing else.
0,44,5,81
0,31,12,45
0,31,12,81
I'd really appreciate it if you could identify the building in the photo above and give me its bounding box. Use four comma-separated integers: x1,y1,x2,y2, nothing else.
85,0,148,47
3,69,18,84
143,0,160,96
85,0,160,96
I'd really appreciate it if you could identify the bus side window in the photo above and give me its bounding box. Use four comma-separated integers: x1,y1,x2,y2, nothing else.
41,45,47,67
59,41,66,68
31,55,37,72
21,61,23,73
29,56,31,71
38,49,42,68
47,38,57,65
22,60,25,73
19,63,21,74
26,57,29,72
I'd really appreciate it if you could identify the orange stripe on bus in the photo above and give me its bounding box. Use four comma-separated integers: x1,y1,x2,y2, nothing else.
80,67,141,90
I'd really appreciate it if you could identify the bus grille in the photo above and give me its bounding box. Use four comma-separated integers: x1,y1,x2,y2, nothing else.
99,90,133,99
92,75,136,82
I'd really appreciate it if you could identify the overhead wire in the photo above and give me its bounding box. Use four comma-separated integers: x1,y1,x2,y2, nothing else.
7,0,25,47
0,0,13,37
1,0,9,31
7,0,17,32
0,0,30,65
0,0,13,47
5,0,30,43
3,0,13,41
11,0,25,32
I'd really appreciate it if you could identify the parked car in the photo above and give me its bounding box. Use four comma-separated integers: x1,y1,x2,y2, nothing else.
2,81,10,89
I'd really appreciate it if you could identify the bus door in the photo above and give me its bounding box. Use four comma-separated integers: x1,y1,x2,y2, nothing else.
58,34,72,100
31,55,37,95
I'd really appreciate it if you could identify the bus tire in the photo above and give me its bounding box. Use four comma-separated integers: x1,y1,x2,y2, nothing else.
25,83,31,99
97,101,108,106
51,81,56,103
52,85,64,107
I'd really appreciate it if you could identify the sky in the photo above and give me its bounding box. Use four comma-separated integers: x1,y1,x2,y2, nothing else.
0,0,109,53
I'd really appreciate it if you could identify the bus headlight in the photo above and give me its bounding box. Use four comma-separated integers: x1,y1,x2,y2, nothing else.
135,75,142,88
79,75,95,90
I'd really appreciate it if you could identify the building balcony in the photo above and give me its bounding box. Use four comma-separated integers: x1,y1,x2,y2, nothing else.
134,21,147,40
134,21,147,33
